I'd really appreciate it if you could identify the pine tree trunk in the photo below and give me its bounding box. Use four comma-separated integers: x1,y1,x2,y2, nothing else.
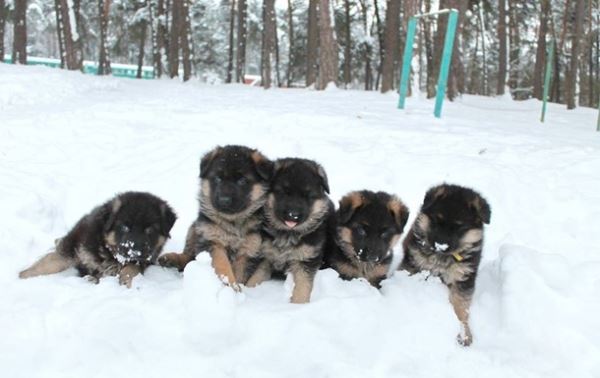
226,0,236,83
0,0,6,60
565,0,585,109
532,0,549,99
343,0,351,87
401,0,419,95
373,0,384,90
286,0,294,87
150,0,165,78
136,17,148,79
317,0,338,90
236,0,248,82
98,0,111,75
180,0,192,81
497,0,507,95
168,0,181,78
12,0,27,65
381,0,400,93
261,0,276,89
73,0,84,68
358,0,372,90
448,0,468,99
54,0,66,67
306,0,319,87
423,0,435,97
477,1,488,96
57,0,82,70
507,0,519,97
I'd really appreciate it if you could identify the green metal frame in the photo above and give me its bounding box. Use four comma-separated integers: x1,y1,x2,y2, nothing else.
540,41,554,123
398,9,459,118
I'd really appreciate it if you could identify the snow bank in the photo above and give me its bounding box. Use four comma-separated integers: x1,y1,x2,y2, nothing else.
1,63,599,377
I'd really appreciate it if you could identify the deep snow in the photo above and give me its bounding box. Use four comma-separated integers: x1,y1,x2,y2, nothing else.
1,64,599,378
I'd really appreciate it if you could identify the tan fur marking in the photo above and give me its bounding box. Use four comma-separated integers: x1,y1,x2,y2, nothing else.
338,227,353,244
210,244,240,291
232,254,249,283
105,231,117,247
112,198,122,213
19,252,74,279
251,150,267,165
340,192,364,211
290,263,315,303
119,264,142,288
461,229,483,245
449,287,473,346
389,233,401,249
250,183,266,202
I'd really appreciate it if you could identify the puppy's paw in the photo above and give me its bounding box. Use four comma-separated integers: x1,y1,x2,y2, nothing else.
158,253,187,271
118,265,141,288
83,275,100,284
457,325,473,347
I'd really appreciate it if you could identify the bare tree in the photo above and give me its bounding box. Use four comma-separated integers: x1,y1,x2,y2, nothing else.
531,0,549,99
226,0,236,83
373,0,384,90
180,0,192,81
565,0,585,109
136,3,149,79
261,0,277,88
236,0,248,82
306,0,319,87
497,0,507,95
150,0,167,78
342,0,351,88
168,0,192,81
55,0,83,70
12,0,27,65
286,0,294,87
507,0,520,95
358,0,373,90
381,0,400,93
0,0,6,60
97,0,111,75
402,0,419,95
317,0,338,89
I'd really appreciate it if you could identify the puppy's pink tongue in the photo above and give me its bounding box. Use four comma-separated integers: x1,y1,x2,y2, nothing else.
285,220,298,228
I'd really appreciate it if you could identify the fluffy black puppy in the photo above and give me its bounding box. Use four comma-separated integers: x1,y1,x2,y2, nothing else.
20,192,176,287
400,184,491,346
159,145,273,289
324,190,409,288
246,158,334,303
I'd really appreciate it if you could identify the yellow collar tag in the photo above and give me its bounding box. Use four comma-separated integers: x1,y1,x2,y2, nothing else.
452,252,464,262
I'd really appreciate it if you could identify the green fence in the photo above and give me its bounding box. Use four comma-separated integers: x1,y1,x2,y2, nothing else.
2,55,154,79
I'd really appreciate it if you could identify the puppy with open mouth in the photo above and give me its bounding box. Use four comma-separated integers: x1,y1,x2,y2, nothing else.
19,192,176,288
324,190,409,288
246,158,334,304
400,184,491,346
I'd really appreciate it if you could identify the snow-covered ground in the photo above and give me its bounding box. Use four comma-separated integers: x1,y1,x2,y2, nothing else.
1,64,599,378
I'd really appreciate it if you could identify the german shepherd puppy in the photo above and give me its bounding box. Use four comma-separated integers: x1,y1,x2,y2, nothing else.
400,184,491,346
247,158,334,304
158,145,273,290
324,190,409,288
19,192,177,288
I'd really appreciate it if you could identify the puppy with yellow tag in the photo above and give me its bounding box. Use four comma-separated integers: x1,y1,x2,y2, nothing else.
399,184,491,347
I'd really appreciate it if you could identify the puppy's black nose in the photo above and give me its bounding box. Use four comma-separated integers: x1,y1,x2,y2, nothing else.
218,195,232,206
285,211,301,221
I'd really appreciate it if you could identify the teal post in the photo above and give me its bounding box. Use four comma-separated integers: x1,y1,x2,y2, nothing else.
433,10,458,118
597,100,599,132
398,17,418,109
541,41,554,123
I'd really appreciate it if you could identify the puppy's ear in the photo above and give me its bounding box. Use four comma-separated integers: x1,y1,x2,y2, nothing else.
472,194,491,225
315,163,330,194
160,203,177,236
251,150,274,181
388,196,410,232
200,147,221,178
338,192,363,224
422,185,446,209
103,197,122,233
